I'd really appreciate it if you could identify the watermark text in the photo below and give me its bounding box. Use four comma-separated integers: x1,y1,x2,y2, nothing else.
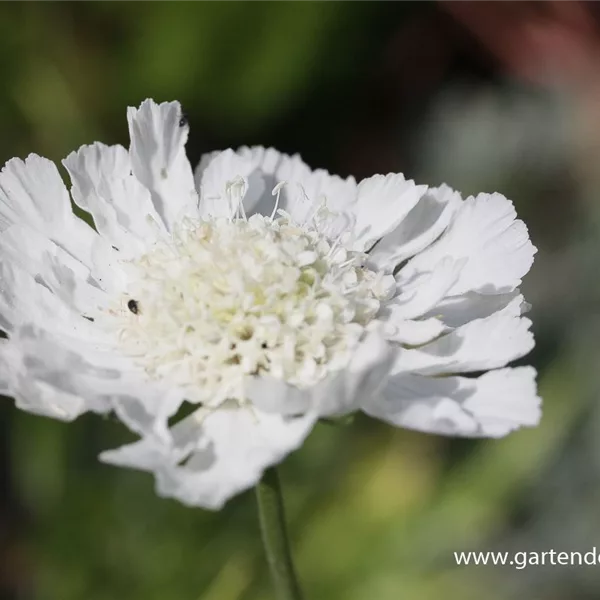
454,548,600,570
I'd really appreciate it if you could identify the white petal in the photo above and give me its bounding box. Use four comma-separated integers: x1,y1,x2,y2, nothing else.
101,405,317,510
99,437,173,473
0,340,14,395
256,148,357,222
238,146,358,219
12,376,90,421
423,289,523,328
196,146,357,224
352,174,427,251
382,317,447,346
2,324,126,420
364,366,540,438
245,330,396,418
368,184,461,271
111,386,185,441
388,257,465,320
63,142,166,254
194,149,220,189
0,259,94,336
1,224,88,280
393,296,534,375
244,376,312,415
0,218,126,302
89,237,130,294
0,154,97,265
0,155,69,226
316,329,397,417
196,149,256,219
403,192,536,295
127,99,199,230
2,322,180,430
0,225,108,317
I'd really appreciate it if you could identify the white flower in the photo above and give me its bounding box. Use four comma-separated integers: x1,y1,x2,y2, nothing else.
0,99,540,509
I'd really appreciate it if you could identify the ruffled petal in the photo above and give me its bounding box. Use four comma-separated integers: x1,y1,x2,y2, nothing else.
364,366,540,438
2,323,180,431
63,142,166,255
1,324,121,419
0,258,97,337
387,257,465,321
382,317,447,346
127,99,199,231
393,296,534,375
352,174,427,251
0,154,97,266
402,192,536,295
316,329,397,417
100,404,317,510
368,184,461,271
422,289,523,328
0,226,110,318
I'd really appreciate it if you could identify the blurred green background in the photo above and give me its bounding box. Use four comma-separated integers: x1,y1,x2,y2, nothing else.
2,2,600,599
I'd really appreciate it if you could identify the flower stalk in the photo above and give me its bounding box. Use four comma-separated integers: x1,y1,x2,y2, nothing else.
255,467,303,600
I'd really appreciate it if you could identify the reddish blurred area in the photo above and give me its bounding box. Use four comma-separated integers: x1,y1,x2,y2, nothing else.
438,0,600,184
348,0,600,182
440,0,600,88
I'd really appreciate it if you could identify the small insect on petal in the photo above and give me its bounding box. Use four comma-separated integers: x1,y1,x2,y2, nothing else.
127,299,140,315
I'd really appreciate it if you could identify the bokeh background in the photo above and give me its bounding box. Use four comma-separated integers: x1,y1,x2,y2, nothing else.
1,1,600,599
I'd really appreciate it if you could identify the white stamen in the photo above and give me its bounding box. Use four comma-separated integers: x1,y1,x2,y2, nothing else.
225,175,248,220
270,181,287,221
327,214,353,258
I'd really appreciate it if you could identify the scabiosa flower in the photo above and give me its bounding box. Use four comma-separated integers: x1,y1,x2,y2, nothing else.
0,99,540,509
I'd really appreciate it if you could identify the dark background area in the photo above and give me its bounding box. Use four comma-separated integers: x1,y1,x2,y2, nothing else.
1,2,600,599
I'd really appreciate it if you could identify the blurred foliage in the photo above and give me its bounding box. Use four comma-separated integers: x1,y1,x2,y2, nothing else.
0,2,598,600
0,2,401,163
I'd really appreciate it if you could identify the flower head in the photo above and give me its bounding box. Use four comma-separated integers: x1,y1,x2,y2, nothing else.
0,99,540,509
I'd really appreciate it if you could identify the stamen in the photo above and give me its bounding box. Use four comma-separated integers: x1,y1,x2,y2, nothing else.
305,194,329,230
270,181,287,221
225,175,248,221
327,213,354,258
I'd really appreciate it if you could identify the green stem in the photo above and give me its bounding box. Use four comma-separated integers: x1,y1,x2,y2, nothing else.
255,466,304,600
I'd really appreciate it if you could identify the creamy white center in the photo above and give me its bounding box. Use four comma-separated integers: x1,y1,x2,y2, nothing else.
109,212,392,405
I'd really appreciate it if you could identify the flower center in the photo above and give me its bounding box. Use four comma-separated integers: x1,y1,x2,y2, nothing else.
108,212,392,405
